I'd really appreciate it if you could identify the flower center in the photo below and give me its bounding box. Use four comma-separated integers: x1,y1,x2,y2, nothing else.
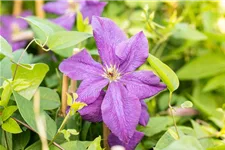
103,65,121,82
66,0,80,14
11,23,20,34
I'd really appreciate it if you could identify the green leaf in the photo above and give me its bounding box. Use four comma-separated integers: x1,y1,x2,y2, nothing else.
172,23,207,41
87,136,102,150
60,129,71,142
37,87,60,110
0,36,13,60
191,120,214,149
177,53,225,80
147,54,179,92
13,130,30,150
155,127,195,150
203,73,225,92
0,81,12,107
47,31,92,51
2,118,22,134
162,136,204,150
12,63,49,100
25,141,41,150
51,141,91,150
67,129,79,135
181,101,193,108
207,144,225,150
23,16,64,44
0,49,31,85
2,106,17,121
137,116,174,137
13,91,57,140
0,145,7,150
1,131,13,150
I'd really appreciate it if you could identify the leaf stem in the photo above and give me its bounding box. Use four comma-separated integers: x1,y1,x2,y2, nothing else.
12,39,36,81
13,118,64,150
168,92,180,139
49,111,71,146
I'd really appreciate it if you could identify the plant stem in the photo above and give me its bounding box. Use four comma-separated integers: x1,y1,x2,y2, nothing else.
61,75,69,116
13,118,64,150
168,92,180,139
103,123,110,150
3,131,9,150
49,111,71,146
13,0,23,16
12,39,36,81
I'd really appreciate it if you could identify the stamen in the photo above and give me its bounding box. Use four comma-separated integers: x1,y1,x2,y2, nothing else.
102,64,121,82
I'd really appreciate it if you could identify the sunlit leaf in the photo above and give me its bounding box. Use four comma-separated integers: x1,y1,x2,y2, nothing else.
177,53,225,80
172,23,207,41
181,101,193,108
0,36,13,60
47,31,92,51
2,118,22,134
23,16,64,44
11,63,49,100
147,54,179,92
1,106,17,121
162,136,204,150
203,73,225,92
87,136,102,150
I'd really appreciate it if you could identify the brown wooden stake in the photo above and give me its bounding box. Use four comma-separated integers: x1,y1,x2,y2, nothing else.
13,0,23,16
35,0,45,18
61,74,69,116
103,123,110,150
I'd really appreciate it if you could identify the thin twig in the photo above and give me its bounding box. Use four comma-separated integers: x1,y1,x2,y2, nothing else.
12,39,36,81
13,118,64,150
168,92,180,139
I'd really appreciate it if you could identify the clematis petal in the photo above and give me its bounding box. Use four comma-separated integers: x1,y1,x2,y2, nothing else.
101,82,141,143
92,16,127,66
12,41,27,51
59,49,104,80
80,1,106,23
51,13,75,30
116,31,149,73
139,101,149,126
108,131,144,150
43,1,69,15
77,77,108,104
78,91,105,122
121,71,166,99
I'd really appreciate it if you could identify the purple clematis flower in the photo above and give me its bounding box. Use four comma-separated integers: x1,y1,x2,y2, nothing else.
59,16,166,149
0,11,31,51
43,0,106,30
